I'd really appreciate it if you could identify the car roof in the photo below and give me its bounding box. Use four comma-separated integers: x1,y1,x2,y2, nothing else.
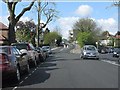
0,46,15,48
83,45,95,47
12,42,29,45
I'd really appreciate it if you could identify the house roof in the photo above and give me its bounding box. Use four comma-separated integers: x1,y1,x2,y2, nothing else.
0,22,8,30
114,31,120,39
115,31,120,35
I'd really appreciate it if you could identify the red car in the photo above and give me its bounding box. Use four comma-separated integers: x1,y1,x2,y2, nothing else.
0,46,30,83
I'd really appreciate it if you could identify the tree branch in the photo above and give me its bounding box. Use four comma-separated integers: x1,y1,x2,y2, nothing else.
15,0,36,23
12,1,18,12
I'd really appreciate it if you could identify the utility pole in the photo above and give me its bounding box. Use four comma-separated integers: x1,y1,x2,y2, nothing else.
37,0,41,47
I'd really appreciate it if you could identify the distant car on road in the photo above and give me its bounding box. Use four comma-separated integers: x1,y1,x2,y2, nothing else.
35,47,47,62
98,47,109,54
80,45,99,60
113,48,120,58
42,46,52,55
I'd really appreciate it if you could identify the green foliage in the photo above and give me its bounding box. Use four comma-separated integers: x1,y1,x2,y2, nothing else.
77,32,97,47
44,31,62,45
73,18,101,47
15,21,36,45
16,28,36,44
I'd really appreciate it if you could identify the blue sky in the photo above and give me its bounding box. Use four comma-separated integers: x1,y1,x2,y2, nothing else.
0,1,118,39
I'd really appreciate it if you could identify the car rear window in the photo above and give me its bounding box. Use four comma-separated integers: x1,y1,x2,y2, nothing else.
0,47,11,54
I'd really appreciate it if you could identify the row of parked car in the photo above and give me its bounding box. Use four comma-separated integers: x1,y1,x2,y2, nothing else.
0,42,52,83
80,45,120,60
98,46,120,58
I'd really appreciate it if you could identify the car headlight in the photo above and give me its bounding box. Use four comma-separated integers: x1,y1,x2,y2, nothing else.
113,52,117,54
83,52,86,55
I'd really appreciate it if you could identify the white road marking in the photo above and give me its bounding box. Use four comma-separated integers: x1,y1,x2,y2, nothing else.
19,81,24,85
51,47,60,50
12,86,18,90
32,71,35,73
60,48,64,51
12,87,17,90
28,73,32,76
25,77,28,80
12,62,42,89
101,60,120,66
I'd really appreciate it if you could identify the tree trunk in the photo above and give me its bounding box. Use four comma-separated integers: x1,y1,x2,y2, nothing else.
8,22,16,45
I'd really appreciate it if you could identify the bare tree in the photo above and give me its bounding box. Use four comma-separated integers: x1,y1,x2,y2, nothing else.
2,0,35,45
113,0,120,6
34,1,58,46
42,8,58,28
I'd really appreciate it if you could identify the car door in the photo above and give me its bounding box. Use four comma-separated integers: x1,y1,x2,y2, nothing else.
12,47,27,71
29,44,39,61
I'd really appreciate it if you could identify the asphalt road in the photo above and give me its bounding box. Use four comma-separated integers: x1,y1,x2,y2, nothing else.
100,53,119,61
3,45,119,89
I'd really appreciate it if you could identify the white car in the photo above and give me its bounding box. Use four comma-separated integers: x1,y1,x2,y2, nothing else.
12,42,39,67
80,45,99,60
42,46,52,55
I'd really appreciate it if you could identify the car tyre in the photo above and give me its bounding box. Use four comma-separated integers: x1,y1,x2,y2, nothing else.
96,58,99,60
15,66,21,83
26,64,30,74
34,59,37,67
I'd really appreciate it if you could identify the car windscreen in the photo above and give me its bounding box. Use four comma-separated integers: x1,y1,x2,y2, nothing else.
42,46,50,49
86,46,96,51
14,44,28,50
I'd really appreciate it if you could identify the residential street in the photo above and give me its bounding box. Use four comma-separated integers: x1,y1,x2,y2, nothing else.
1,1,120,90
3,45,119,89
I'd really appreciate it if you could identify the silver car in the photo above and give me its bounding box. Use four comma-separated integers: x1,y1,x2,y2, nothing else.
12,42,39,67
80,45,99,60
42,46,52,56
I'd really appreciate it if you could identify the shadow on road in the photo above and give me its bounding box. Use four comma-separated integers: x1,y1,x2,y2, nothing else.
18,58,59,87
2,57,59,89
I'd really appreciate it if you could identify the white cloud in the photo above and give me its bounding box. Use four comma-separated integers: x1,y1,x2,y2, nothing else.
95,18,118,35
19,17,32,22
75,5,93,17
0,16,9,27
57,17,79,39
49,17,118,39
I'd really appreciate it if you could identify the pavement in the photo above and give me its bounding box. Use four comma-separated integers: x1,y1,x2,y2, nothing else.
70,44,81,54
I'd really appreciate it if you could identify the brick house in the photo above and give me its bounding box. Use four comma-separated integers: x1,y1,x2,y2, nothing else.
0,22,9,45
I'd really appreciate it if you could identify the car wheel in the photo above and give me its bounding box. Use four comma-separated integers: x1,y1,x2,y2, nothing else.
15,67,21,82
41,57,44,62
81,56,83,60
96,58,99,60
26,64,30,74
34,59,37,67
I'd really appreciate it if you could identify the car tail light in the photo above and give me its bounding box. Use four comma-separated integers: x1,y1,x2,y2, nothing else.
27,44,31,50
0,53,11,71
8,47,11,54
